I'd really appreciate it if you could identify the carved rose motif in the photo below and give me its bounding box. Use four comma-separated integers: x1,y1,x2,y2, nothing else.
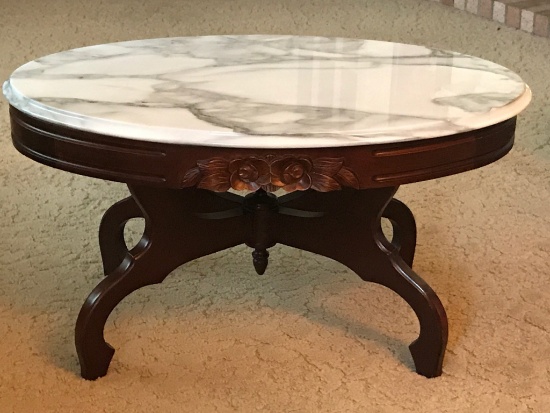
271,157,313,192
228,158,270,191
182,155,360,193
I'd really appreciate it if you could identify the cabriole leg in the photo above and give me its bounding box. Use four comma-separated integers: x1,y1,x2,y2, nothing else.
273,188,448,378
76,186,246,379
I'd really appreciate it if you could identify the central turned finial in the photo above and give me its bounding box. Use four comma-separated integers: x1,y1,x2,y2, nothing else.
242,189,279,275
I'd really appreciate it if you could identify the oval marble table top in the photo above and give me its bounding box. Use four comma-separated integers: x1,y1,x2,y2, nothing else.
3,35,531,148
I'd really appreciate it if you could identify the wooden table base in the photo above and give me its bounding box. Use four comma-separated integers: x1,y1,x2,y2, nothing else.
75,186,448,380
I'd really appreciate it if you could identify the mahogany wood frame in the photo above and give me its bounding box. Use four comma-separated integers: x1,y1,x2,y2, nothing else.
8,106,517,380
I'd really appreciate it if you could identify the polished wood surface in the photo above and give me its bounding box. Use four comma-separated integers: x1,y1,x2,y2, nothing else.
10,107,516,190
7,103,517,380
81,186,445,380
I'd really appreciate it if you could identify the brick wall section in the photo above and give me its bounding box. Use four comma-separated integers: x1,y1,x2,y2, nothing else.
430,0,550,38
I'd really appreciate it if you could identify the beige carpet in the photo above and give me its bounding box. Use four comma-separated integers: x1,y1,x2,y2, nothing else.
1,0,549,412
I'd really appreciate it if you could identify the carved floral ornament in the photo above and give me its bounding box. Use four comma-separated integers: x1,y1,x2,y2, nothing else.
182,155,360,193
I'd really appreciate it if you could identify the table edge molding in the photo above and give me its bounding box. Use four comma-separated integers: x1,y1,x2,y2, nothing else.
9,106,517,190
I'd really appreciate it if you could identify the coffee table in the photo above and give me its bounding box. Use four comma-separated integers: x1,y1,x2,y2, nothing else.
3,35,531,380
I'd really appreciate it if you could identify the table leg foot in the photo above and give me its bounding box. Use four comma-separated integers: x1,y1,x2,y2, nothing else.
273,188,448,377
80,351,114,381
76,186,246,379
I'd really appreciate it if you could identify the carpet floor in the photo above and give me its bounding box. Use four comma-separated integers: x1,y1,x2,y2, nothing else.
0,0,549,412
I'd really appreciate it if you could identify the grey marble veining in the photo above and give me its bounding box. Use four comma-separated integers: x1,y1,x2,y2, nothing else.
2,35,531,148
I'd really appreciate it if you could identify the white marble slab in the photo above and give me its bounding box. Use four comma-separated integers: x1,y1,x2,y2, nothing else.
3,35,531,148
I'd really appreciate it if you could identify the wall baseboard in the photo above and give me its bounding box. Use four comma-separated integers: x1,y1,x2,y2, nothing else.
430,0,550,39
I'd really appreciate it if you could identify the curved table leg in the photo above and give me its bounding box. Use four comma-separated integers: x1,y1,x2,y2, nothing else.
76,252,170,379
76,186,245,380
273,188,448,378
364,242,447,377
382,198,417,268
98,196,142,275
